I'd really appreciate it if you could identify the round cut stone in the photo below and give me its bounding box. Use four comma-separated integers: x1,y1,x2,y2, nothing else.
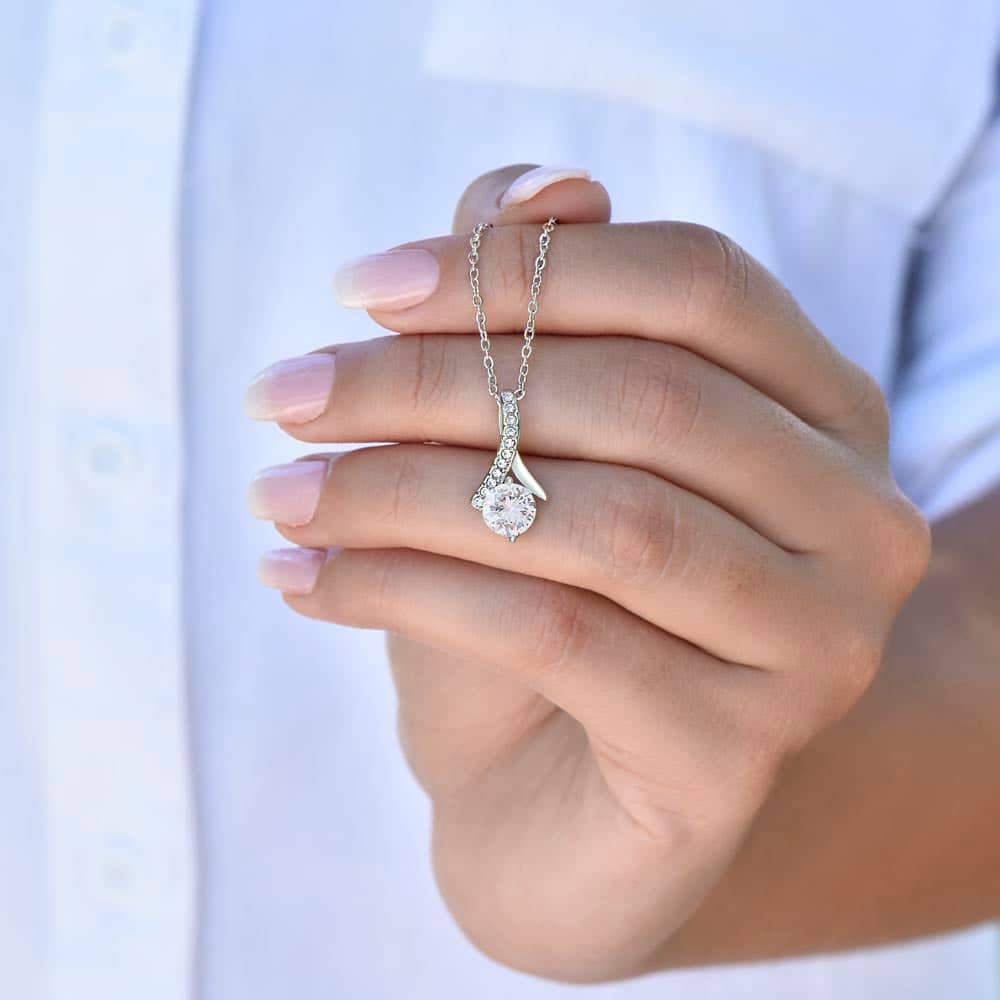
482,481,536,541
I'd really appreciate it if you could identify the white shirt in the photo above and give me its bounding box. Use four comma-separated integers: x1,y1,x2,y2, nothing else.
3,1,999,997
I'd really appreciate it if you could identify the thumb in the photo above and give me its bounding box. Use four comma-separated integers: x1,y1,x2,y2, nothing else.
451,163,611,234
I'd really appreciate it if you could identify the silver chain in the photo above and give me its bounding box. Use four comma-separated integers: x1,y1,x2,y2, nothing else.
468,216,557,402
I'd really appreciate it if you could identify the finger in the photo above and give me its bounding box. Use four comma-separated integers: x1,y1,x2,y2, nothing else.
450,163,612,233
255,445,834,670
344,221,881,442
386,632,557,796
271,545,770,791
269,334,867,552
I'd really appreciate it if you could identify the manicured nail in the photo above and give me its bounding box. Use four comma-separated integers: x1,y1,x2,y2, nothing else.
499,165,592,208
332,248,440,310
248,460,328,526
257,547,327,595
244,354,336,423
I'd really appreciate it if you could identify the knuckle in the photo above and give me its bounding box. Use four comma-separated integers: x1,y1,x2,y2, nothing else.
306,547,398,628
405,335,454,418
846,478,932,605
716,543,771,611
710,229,753,314
590,474,680,589
828,622,883,718
815,365,890,443
492,225,536,306
776,618,883,741
511,580,592,674
851,367,891,441
383,446,425,530
610,344,704,450
719,686,792,794
367,548,406,622
673,223,753,330
873,487,932,597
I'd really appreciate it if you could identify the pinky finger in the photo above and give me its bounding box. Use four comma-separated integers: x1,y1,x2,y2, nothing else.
259,545,772,789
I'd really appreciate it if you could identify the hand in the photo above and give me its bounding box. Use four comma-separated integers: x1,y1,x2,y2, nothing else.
245,165,930,982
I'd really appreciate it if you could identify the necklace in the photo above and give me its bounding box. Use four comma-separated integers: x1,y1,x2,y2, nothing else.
467,217,557,541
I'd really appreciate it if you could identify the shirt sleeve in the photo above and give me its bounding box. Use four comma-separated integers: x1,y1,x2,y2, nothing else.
889,95,1000,523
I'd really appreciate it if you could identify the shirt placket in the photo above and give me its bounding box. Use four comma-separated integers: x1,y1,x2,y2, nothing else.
26,2,201,997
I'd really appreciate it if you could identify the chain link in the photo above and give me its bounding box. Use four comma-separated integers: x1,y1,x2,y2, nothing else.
468,216,557,402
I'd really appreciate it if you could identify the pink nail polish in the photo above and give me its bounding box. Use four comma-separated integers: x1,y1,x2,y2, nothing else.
257,547,327,595
332,248,440,310
244,354,336,424
248,460,328,526
499,165,592,208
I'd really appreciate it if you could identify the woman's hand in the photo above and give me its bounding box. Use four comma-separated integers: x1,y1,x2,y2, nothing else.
245,165,930,982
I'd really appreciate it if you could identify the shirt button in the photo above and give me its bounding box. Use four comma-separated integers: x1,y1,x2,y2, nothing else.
84,833,144,908
72,420,144,500
81,833,173,912
104,4,143,68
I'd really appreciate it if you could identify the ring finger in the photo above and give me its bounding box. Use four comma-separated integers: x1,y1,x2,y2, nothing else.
252,444,834,669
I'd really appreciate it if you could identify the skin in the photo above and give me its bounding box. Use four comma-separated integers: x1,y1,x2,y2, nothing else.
250,165,999,982
660,484,1000,968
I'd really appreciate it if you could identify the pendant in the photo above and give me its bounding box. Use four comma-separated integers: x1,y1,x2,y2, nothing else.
470,391,547,542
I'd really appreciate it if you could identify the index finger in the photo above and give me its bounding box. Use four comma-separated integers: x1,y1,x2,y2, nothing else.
338,221,883,442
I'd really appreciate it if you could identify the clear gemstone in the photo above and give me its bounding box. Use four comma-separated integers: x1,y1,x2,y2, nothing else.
501,391,514,402
482,482,536,540
504,414,516,425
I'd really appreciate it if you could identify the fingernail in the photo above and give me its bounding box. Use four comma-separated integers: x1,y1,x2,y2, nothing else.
332,248,440,310
257,547,327,595
499,165,592,208
244,354,336,424
248,460,328,526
